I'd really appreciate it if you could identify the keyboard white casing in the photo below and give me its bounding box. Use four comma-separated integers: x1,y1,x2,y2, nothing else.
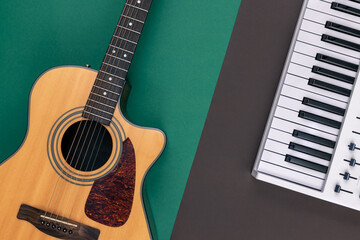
252,0,360,210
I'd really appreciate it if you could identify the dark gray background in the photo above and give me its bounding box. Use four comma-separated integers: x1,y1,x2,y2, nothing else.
171,0,360,239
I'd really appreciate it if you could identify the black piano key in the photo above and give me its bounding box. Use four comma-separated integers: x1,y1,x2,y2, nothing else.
288,142,332,161
292,130,336,148
325,21,360,39
315,53,358,72
302,97,345,116
285,154,328,173
331,2,360,17
350,0,360,3
312,66,354,84
322,34,360,52
298,110,342,129
308,78,351,97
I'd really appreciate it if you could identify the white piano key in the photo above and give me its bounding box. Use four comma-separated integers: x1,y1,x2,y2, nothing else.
288,62,353,89
307,0,360,24
278,95,343,122
271,117,337,142
291,51,356,77
284,74,349,103
265,139,330,168
304,8,360,34
274,106,339,135
261,148,326,179
268,128,333,154
257,160,324,190
298,30,360,59
294,41,359,64
301,19,360,46
281,84,347,109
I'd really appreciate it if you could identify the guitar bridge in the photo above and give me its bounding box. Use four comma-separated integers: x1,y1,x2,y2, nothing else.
17,204,100,240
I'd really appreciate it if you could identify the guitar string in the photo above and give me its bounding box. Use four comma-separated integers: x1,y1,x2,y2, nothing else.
76,0,138,178
78,0,139,174
46,93,98,221
43,111,89,221
63,0,139,225
43,16,121,221
42,2,131,224
48,5,132,226
48,0,145,227
46,60,109,222
72,0,138,177
52,0,139,227
84,0,140,176
66,0,141,222
43,56,104,222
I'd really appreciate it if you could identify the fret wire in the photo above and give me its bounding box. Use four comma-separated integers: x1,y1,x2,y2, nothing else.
109,45,134,54
85,0,152,124
83,110,112,121
85,105,114,115
112,35,137,45
117,25,141,35
125,3,148,12
96,78,123,88
137,0,152,9
84,113,95,121
102,62,128,72
87,98,115,109
94,85,120,96
121,14,144,24
99,70,125,80
90,92,118,103
106,53,131,63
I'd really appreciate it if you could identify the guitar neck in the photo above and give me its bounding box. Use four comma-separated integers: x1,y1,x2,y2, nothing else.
83,0,152,125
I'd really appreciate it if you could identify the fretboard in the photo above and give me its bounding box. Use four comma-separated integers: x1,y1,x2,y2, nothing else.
83,0,152,125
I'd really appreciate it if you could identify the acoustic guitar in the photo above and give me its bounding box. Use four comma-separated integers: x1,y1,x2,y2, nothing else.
0,0,165,239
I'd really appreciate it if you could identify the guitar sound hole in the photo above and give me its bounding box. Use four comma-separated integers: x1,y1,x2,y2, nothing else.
61,120,113,172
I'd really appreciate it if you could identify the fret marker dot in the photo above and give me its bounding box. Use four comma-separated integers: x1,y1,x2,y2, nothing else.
112,50,116,54
124,54,127,58
109,77,112,81
129,22,133,26
103,92,107,96
137,0,141,3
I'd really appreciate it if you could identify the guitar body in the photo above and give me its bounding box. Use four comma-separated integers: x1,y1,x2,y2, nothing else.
0,66,165,240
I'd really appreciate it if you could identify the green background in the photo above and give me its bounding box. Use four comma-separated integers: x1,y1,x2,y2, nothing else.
0,0,240,239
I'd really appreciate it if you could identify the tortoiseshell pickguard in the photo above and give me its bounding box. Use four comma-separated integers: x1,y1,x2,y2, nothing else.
85,138,136,227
